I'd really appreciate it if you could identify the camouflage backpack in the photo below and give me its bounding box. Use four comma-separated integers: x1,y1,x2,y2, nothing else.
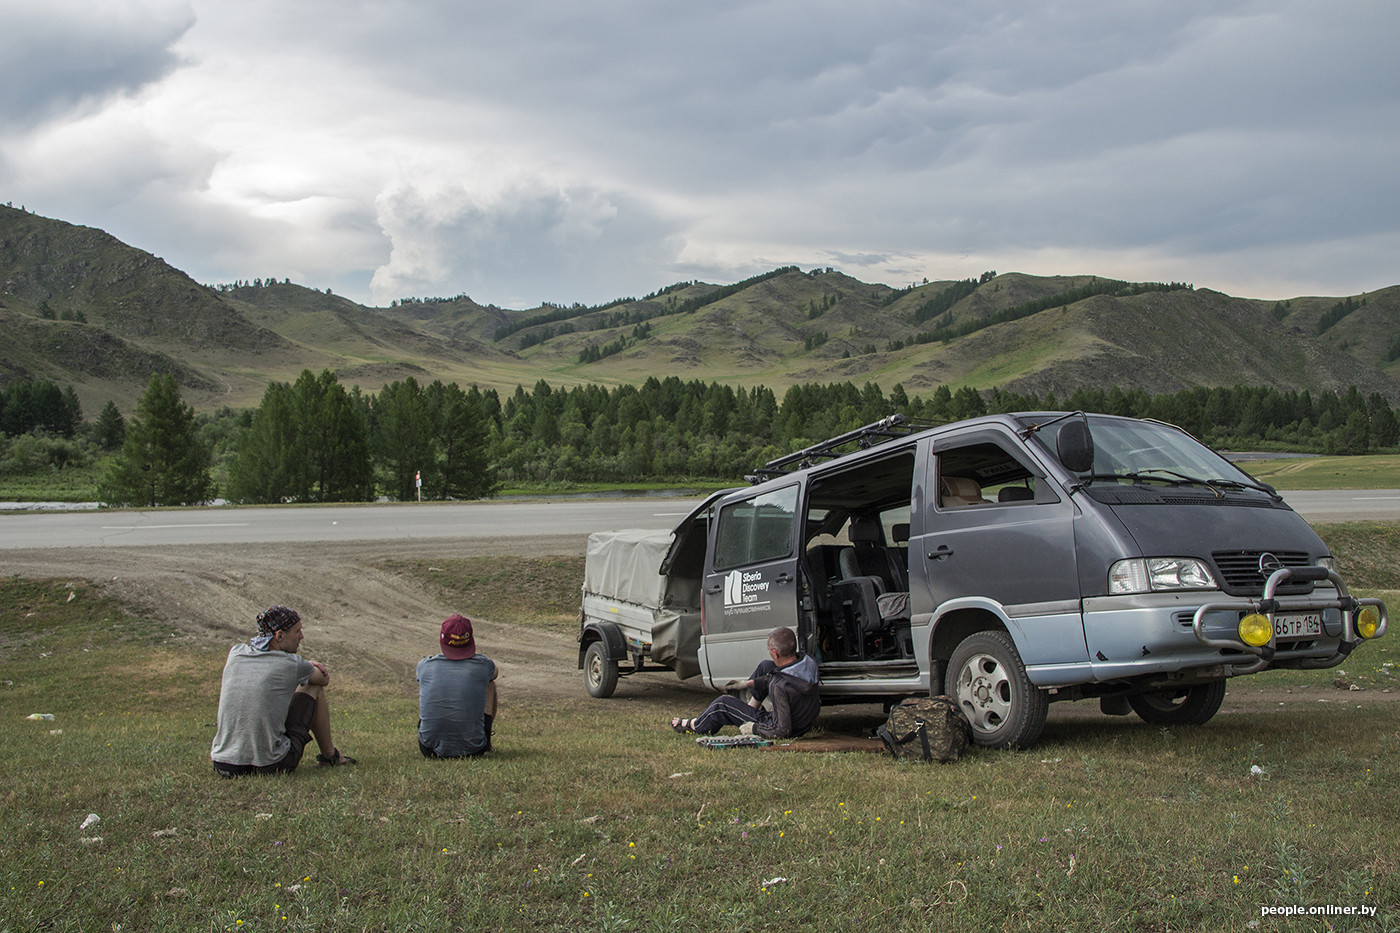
876,696,972,763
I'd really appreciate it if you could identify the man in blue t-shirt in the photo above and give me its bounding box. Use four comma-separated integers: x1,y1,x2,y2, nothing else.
417,614,498,758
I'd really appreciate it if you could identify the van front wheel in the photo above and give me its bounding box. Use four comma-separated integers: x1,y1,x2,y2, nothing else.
947,631,1048,749
1126,680,1226,725
584,641,619,698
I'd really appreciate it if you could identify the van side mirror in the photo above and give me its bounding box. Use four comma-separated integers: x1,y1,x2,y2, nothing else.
1057,420,1095,473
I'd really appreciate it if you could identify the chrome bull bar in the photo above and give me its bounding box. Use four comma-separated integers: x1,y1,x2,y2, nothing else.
1192,566,1388,675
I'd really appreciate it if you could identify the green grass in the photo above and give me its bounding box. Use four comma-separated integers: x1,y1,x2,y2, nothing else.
0,461,105,502
7,453,1400,503
1247,454,1400,490
385,555,584,631
3,573,1399,932
495,481,732,499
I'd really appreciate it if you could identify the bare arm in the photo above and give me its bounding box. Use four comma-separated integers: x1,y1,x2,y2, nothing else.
306,660,330,686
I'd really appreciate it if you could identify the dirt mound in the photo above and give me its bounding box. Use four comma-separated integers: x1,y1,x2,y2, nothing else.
1,539,614,701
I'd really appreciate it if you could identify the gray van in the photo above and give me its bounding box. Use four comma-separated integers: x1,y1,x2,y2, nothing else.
651,412,1387,748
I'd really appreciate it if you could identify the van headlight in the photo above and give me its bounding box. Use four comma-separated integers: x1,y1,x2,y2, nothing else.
1316,556,1337,574
1109,558,1218,595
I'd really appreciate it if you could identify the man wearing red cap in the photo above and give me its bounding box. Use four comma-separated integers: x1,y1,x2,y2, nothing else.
417,614,498,757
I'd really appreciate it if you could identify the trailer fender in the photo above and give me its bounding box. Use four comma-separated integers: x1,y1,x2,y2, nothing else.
578,619,628,670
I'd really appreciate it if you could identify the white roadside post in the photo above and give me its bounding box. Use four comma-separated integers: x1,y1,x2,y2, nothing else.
415,470,422,502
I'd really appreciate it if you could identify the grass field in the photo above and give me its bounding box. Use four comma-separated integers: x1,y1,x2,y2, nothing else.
3,526,1398,932
5,453,1400,505
1245,455,1400,490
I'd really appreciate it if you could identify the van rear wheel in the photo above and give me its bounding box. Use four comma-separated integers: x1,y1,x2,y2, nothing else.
947,630,1048,749
584,640,619,698
1127,680,1226,725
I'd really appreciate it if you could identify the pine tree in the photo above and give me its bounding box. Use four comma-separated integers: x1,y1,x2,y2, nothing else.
226,370,373,503
91,400,126,450
98,374,215,506
293,369,373,502
225,382,298,503
372,378,435,500
425,381,496,499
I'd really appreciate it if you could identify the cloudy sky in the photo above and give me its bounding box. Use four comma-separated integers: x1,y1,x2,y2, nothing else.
2,0,1396,309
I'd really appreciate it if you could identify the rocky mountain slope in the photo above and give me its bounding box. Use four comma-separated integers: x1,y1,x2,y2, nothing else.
2,204,1397,414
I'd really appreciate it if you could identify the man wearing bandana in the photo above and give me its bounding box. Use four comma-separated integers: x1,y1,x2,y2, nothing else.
210,605,355,776
417,614,498,758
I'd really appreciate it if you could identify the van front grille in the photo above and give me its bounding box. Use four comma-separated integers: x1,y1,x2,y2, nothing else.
1210,550,1314,595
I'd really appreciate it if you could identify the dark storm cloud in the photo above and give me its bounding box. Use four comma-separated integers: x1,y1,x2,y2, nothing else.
0,1,194,130
1,0,1395,305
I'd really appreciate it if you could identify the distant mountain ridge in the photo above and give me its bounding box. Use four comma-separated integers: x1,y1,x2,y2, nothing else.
2,204,1398,415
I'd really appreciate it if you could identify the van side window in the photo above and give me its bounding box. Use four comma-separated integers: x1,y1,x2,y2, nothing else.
937,440,1044,507
713,485,799,570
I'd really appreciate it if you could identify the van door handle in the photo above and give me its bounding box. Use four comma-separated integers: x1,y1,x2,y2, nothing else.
775,573,793,585
928,545,953,561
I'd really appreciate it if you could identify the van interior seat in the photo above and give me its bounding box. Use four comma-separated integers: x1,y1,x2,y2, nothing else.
998,486,1035,503
889,522,910,573
838,516,906,592
941,476,990,507
831,516,912,659
803,544,847,615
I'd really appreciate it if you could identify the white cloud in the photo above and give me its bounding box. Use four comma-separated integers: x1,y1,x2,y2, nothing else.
371,172,684,307
0,0,193,129
1,0,1396,306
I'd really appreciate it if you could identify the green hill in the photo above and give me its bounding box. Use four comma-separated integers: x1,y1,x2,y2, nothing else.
3,204,1398,415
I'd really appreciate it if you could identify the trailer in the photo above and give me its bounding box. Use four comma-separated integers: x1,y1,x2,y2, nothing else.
577,528,705,697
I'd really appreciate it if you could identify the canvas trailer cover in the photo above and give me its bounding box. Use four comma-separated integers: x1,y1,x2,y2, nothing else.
582,529,700,679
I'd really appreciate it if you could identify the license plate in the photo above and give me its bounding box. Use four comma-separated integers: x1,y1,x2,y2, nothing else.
1274,613,1322,639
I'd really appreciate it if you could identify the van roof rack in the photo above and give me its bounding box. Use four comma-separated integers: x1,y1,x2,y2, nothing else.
746,414,929,483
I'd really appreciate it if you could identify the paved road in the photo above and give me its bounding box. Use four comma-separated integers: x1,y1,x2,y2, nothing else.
1,490,1397,550
1274,489,1400,523
0,498,705,549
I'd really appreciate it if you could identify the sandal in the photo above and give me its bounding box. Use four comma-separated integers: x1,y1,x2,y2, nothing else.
670,718,695,734
316,748,357,767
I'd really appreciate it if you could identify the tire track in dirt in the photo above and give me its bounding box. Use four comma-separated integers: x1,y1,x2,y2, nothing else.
1,538,602,700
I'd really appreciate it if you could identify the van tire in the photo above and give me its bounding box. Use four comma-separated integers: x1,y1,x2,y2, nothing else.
947,630,1048,749
1126,680,1226,725
584,640,619,698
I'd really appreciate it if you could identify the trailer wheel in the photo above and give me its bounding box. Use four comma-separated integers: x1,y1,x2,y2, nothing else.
947,630,1048,749
584,640,619,698
1127,680,1226,726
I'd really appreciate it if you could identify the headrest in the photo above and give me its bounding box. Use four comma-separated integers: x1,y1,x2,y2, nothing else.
890,523,909,544
848,519,882,544
941,476,984,505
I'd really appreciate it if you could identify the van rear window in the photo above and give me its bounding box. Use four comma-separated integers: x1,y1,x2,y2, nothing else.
713,485,798,570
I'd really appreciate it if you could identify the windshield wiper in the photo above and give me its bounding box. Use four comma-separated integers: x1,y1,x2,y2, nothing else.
1070,470,1281,501
1206,477,1283,501
1129,469,1224,495
1068,472,1146,493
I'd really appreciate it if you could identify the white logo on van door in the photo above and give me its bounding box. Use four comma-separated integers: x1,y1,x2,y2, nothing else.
723,569,772,614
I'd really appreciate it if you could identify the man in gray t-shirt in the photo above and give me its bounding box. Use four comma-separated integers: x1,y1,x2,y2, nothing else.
418,614,498,758
211,605,355,776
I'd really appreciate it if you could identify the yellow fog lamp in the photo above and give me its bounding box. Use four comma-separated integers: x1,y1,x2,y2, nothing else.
1356,605,1381,639
1238,613,1273,648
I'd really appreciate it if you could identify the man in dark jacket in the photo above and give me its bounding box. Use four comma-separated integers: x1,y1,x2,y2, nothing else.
670,627,820,738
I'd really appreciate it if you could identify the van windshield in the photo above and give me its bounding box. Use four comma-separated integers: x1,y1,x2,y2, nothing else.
1023,415,1273,496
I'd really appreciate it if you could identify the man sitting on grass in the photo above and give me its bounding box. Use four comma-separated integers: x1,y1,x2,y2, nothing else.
670,626,820,739
417,614,498,758
210,605,355,777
